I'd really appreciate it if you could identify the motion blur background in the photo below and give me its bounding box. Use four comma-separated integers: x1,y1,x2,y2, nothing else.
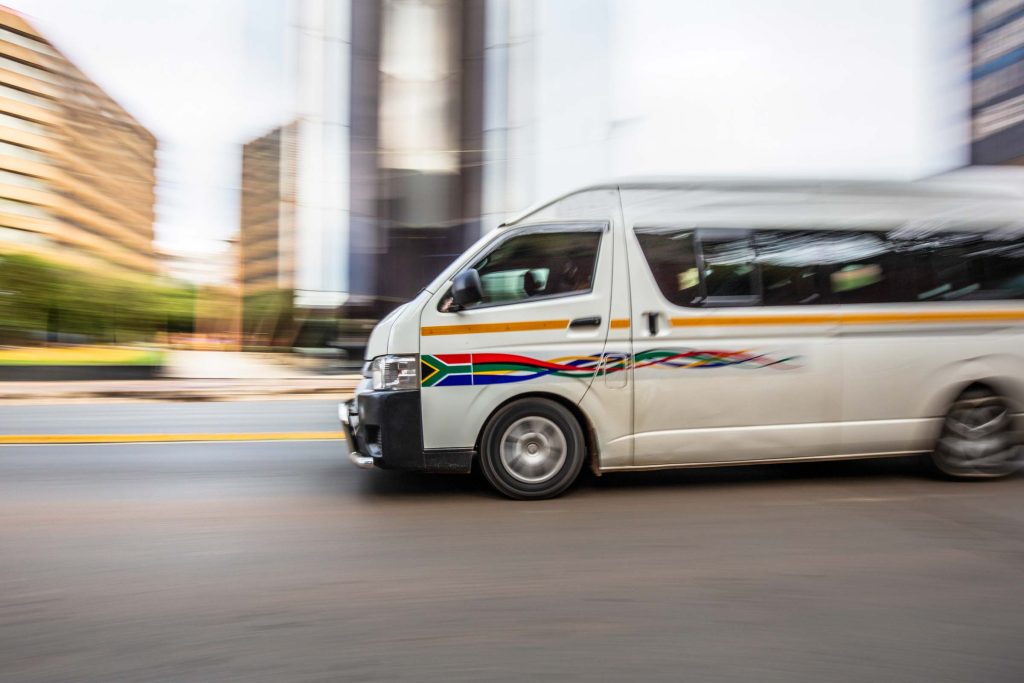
0,0,1015,373
7,4,1024,681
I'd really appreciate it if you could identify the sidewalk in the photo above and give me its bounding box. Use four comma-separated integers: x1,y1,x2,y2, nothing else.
0,351,361,403
163,350,320,380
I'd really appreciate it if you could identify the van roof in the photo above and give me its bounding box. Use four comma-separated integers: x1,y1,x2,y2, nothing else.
601,175,1023,195
502,175,1024,228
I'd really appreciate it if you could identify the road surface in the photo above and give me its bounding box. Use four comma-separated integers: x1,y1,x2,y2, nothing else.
2,400,1024,682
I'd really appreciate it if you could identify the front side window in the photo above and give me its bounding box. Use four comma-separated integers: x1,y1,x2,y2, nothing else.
634,229,701,307
439,227,602,311
635,228,760,306
701,233,757,300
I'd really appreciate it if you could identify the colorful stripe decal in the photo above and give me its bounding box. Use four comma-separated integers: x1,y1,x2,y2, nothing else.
421,349,798,387
422,310,1024,337
631,349,797,369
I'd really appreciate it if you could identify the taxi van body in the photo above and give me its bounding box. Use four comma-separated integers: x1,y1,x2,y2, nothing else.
339,179,1024,499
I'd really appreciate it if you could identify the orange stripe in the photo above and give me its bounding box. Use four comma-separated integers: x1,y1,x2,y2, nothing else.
421,319,570,336
422,310,1024,336
841,310,1024,325
670,310,1024,328
670,313,835,327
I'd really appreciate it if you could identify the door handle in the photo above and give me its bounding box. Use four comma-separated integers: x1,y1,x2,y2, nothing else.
644,311,660,335
569,316,602,329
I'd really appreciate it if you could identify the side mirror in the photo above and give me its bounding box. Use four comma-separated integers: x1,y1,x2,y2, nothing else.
451,268,484,309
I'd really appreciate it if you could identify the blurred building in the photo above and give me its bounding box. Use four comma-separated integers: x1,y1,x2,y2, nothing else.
239,123,296,299
159,242,238,289
265,0,963,328
355,0,484,307
281,0,483,314
971,0,1024,164
0,8,157,275
158,239,242,347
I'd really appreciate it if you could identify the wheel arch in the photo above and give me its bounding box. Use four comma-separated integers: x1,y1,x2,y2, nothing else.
915,356,1024,450
920,367,1024,420
475,391,603,476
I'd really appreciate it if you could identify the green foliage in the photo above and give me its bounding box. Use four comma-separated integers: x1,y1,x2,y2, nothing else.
243,288,295,345
0,252,196,344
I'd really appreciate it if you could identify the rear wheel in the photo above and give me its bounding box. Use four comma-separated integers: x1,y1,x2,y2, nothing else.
929,387,1021,479
479,398,586,500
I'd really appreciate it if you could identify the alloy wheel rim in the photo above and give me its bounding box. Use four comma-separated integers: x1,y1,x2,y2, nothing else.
499,416,568,484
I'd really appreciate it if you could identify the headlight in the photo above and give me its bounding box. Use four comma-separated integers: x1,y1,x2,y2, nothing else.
370,354,419,391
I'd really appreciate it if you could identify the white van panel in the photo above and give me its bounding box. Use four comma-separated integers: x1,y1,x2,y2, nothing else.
840,320,1024,452
418,225,615,451
351,180,1024,483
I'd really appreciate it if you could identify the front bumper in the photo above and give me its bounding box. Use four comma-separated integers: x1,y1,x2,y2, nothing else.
338,389,474,473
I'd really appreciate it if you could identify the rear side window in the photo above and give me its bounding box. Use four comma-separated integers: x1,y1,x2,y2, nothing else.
439,227,602,311
635,224,1024,308
754,231,829,305
906,233,1024,301
819,231,1024,303
818,232,910,304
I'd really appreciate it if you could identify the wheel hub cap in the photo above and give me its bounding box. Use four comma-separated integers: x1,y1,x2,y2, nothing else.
499,416,568,484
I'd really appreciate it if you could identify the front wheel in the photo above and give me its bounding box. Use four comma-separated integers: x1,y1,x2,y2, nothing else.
929,387,1021,479
479,398,586,500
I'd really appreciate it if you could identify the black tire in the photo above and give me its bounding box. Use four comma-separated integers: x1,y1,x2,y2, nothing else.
928,386,1021,480
478,397,586,500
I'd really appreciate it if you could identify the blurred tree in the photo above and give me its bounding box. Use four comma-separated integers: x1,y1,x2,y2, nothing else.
0,252,196,345
242,288,296,348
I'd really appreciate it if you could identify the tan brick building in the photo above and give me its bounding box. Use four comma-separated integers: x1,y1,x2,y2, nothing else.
0,7,157,275
239,123,295,297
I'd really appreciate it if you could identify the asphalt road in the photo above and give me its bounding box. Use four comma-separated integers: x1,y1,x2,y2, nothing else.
1,399,342,435
2,401,1024,682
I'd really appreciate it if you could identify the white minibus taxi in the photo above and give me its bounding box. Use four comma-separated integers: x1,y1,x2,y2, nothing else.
339,179,1024,499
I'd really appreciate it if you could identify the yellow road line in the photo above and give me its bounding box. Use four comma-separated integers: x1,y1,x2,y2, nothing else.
0,431,345,445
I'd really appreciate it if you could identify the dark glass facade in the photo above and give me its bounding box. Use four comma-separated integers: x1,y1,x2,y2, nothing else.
971,0,1024,164
349,0,485,316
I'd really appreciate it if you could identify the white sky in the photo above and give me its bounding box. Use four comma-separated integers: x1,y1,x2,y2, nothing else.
523,0,969,205
606,0,969,178
9,0,970,256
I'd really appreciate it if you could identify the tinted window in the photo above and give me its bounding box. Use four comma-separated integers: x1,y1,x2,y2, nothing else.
439,228,602,311
816,232,913,304
637,225,1024,308
634,229,701,307
907,232,1024,301
702,234,757,299
754,231,828,305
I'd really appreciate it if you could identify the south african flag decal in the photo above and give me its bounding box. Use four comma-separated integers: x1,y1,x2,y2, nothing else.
421,353,604,387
